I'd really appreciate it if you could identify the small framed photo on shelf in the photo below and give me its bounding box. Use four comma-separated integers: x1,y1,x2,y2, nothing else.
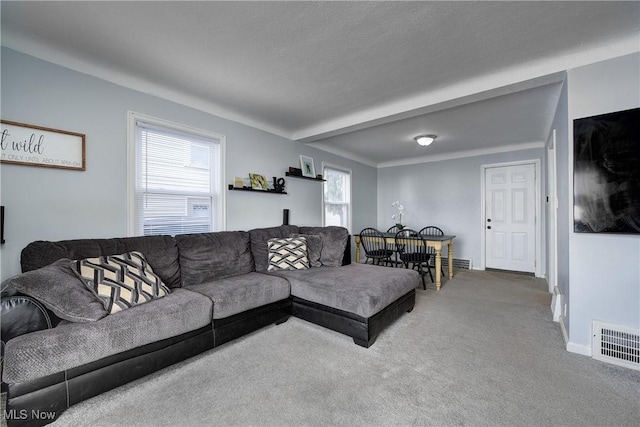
249,173,268,190
300,155,315,178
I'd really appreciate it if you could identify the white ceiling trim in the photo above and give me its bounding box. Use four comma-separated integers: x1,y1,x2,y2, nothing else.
377,142,546,169
293,35,640,142
0,34,292,140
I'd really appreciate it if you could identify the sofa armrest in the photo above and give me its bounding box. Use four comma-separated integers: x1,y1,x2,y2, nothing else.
1,294,58,363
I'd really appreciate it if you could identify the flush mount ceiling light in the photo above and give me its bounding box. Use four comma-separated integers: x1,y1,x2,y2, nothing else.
414,135,437,146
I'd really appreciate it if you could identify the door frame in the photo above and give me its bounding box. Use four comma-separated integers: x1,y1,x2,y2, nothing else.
547,130,558,292
480,159,543,277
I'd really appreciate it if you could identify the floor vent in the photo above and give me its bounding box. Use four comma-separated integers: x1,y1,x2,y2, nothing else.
428,257,472,270
592,320,640,370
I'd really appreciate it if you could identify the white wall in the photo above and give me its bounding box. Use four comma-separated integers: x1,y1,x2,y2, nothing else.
377,147,546,269
0,48,377,280
566,53,640,353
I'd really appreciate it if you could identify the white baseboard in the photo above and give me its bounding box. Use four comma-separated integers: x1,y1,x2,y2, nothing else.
558,313,592,357
567,340,592,357
551,286,562,322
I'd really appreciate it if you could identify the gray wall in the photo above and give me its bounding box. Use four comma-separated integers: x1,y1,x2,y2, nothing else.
377,147,546,270
565,52,640,351
0,48,377,280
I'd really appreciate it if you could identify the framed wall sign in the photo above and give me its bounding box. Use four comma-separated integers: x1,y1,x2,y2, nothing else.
1,120,86,171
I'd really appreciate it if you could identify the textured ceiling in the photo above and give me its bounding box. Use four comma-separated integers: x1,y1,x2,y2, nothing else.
1,1,638,166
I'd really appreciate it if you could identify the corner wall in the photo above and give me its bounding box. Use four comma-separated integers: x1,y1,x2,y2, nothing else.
0,48,377,280
566,52,640,353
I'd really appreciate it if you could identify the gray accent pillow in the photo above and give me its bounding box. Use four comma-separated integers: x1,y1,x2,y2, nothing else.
290,233,323,267
5,258,108,322
299,226,349,267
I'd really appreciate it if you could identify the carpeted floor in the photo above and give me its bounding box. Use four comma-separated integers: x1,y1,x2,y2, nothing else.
6,269,640,426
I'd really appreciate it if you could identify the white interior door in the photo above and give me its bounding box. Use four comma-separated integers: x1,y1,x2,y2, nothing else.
485,163,536,273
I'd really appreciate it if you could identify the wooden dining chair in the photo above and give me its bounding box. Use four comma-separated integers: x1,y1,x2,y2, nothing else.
359,228,394,266
394,229,433,289
419,226,446,276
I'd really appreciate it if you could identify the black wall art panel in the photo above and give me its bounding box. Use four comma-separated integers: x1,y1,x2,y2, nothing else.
573,107,640,234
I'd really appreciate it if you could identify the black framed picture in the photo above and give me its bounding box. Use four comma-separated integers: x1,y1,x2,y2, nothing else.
573,107,640,234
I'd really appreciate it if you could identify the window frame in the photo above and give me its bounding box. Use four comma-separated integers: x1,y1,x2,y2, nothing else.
322,163,352,233
127,111,226,236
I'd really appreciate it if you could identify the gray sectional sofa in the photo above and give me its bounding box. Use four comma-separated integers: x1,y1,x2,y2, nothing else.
0,225,419,426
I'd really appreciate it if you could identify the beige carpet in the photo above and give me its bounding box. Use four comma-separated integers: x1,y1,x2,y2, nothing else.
6,269,640,426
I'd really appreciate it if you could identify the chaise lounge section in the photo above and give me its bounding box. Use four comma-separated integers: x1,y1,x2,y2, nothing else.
1,225,419,426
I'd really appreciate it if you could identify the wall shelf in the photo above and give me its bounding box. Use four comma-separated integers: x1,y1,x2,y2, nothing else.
228,185,287,195
285,172,326,182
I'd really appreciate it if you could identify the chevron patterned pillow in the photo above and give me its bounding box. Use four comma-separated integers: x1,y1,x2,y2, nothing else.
71,251,170,314
267,237,309,271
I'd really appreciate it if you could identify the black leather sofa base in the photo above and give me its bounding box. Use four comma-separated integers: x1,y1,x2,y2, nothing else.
291,289,416,348
2,299,292,427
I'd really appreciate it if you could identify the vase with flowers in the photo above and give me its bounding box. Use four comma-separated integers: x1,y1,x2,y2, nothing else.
391,201,405,230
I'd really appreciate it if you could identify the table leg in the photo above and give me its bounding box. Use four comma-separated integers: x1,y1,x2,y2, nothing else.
448,240,454,279
435,247,442,291
355,236,361,264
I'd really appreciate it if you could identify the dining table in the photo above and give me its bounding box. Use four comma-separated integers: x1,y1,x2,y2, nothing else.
354,232,456,291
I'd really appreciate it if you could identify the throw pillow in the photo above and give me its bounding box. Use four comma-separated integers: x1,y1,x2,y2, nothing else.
290,233,323,267
267,237,310,271
71,251,170,314
4,258,108,322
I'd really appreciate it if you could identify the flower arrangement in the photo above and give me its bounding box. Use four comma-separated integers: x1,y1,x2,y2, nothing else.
391,201,405,230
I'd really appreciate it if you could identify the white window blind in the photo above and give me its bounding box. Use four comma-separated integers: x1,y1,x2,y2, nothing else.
323,165,351,231
133,118,223,236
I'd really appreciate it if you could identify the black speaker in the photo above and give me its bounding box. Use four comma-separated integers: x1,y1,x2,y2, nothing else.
283,209,289,226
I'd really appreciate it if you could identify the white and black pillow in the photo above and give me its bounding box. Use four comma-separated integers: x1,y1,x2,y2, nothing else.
71,251,170,314
267,237,309,271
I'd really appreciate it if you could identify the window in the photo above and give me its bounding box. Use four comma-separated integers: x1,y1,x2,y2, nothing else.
323,165,351,231
129,112,224,236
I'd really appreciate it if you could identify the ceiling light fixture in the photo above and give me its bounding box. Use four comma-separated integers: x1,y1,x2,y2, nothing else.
414,135,437,146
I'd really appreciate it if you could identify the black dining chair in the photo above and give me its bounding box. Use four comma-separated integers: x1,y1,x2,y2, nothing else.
394,229,433,289
419,226,446,276
386,226,402,267
359,228,394,266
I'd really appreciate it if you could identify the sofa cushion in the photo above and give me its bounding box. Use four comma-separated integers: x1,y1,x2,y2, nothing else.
4,258,108,322
71,251,170,314
249,225,300,272
298,226,349,267
21,235,182,289
269,264,419,318
175,231,254,286
2,288,212,383
185,272,290,319
290,233,323,267
267,237,309,271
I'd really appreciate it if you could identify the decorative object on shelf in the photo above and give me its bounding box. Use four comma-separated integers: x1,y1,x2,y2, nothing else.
300,155,316,178
249,173,268,190
273,177,286,192
1,120,86,171
316,174,323,180
288,166,302,176
392,200,405,230
283,208,290,225
234,177,244,188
